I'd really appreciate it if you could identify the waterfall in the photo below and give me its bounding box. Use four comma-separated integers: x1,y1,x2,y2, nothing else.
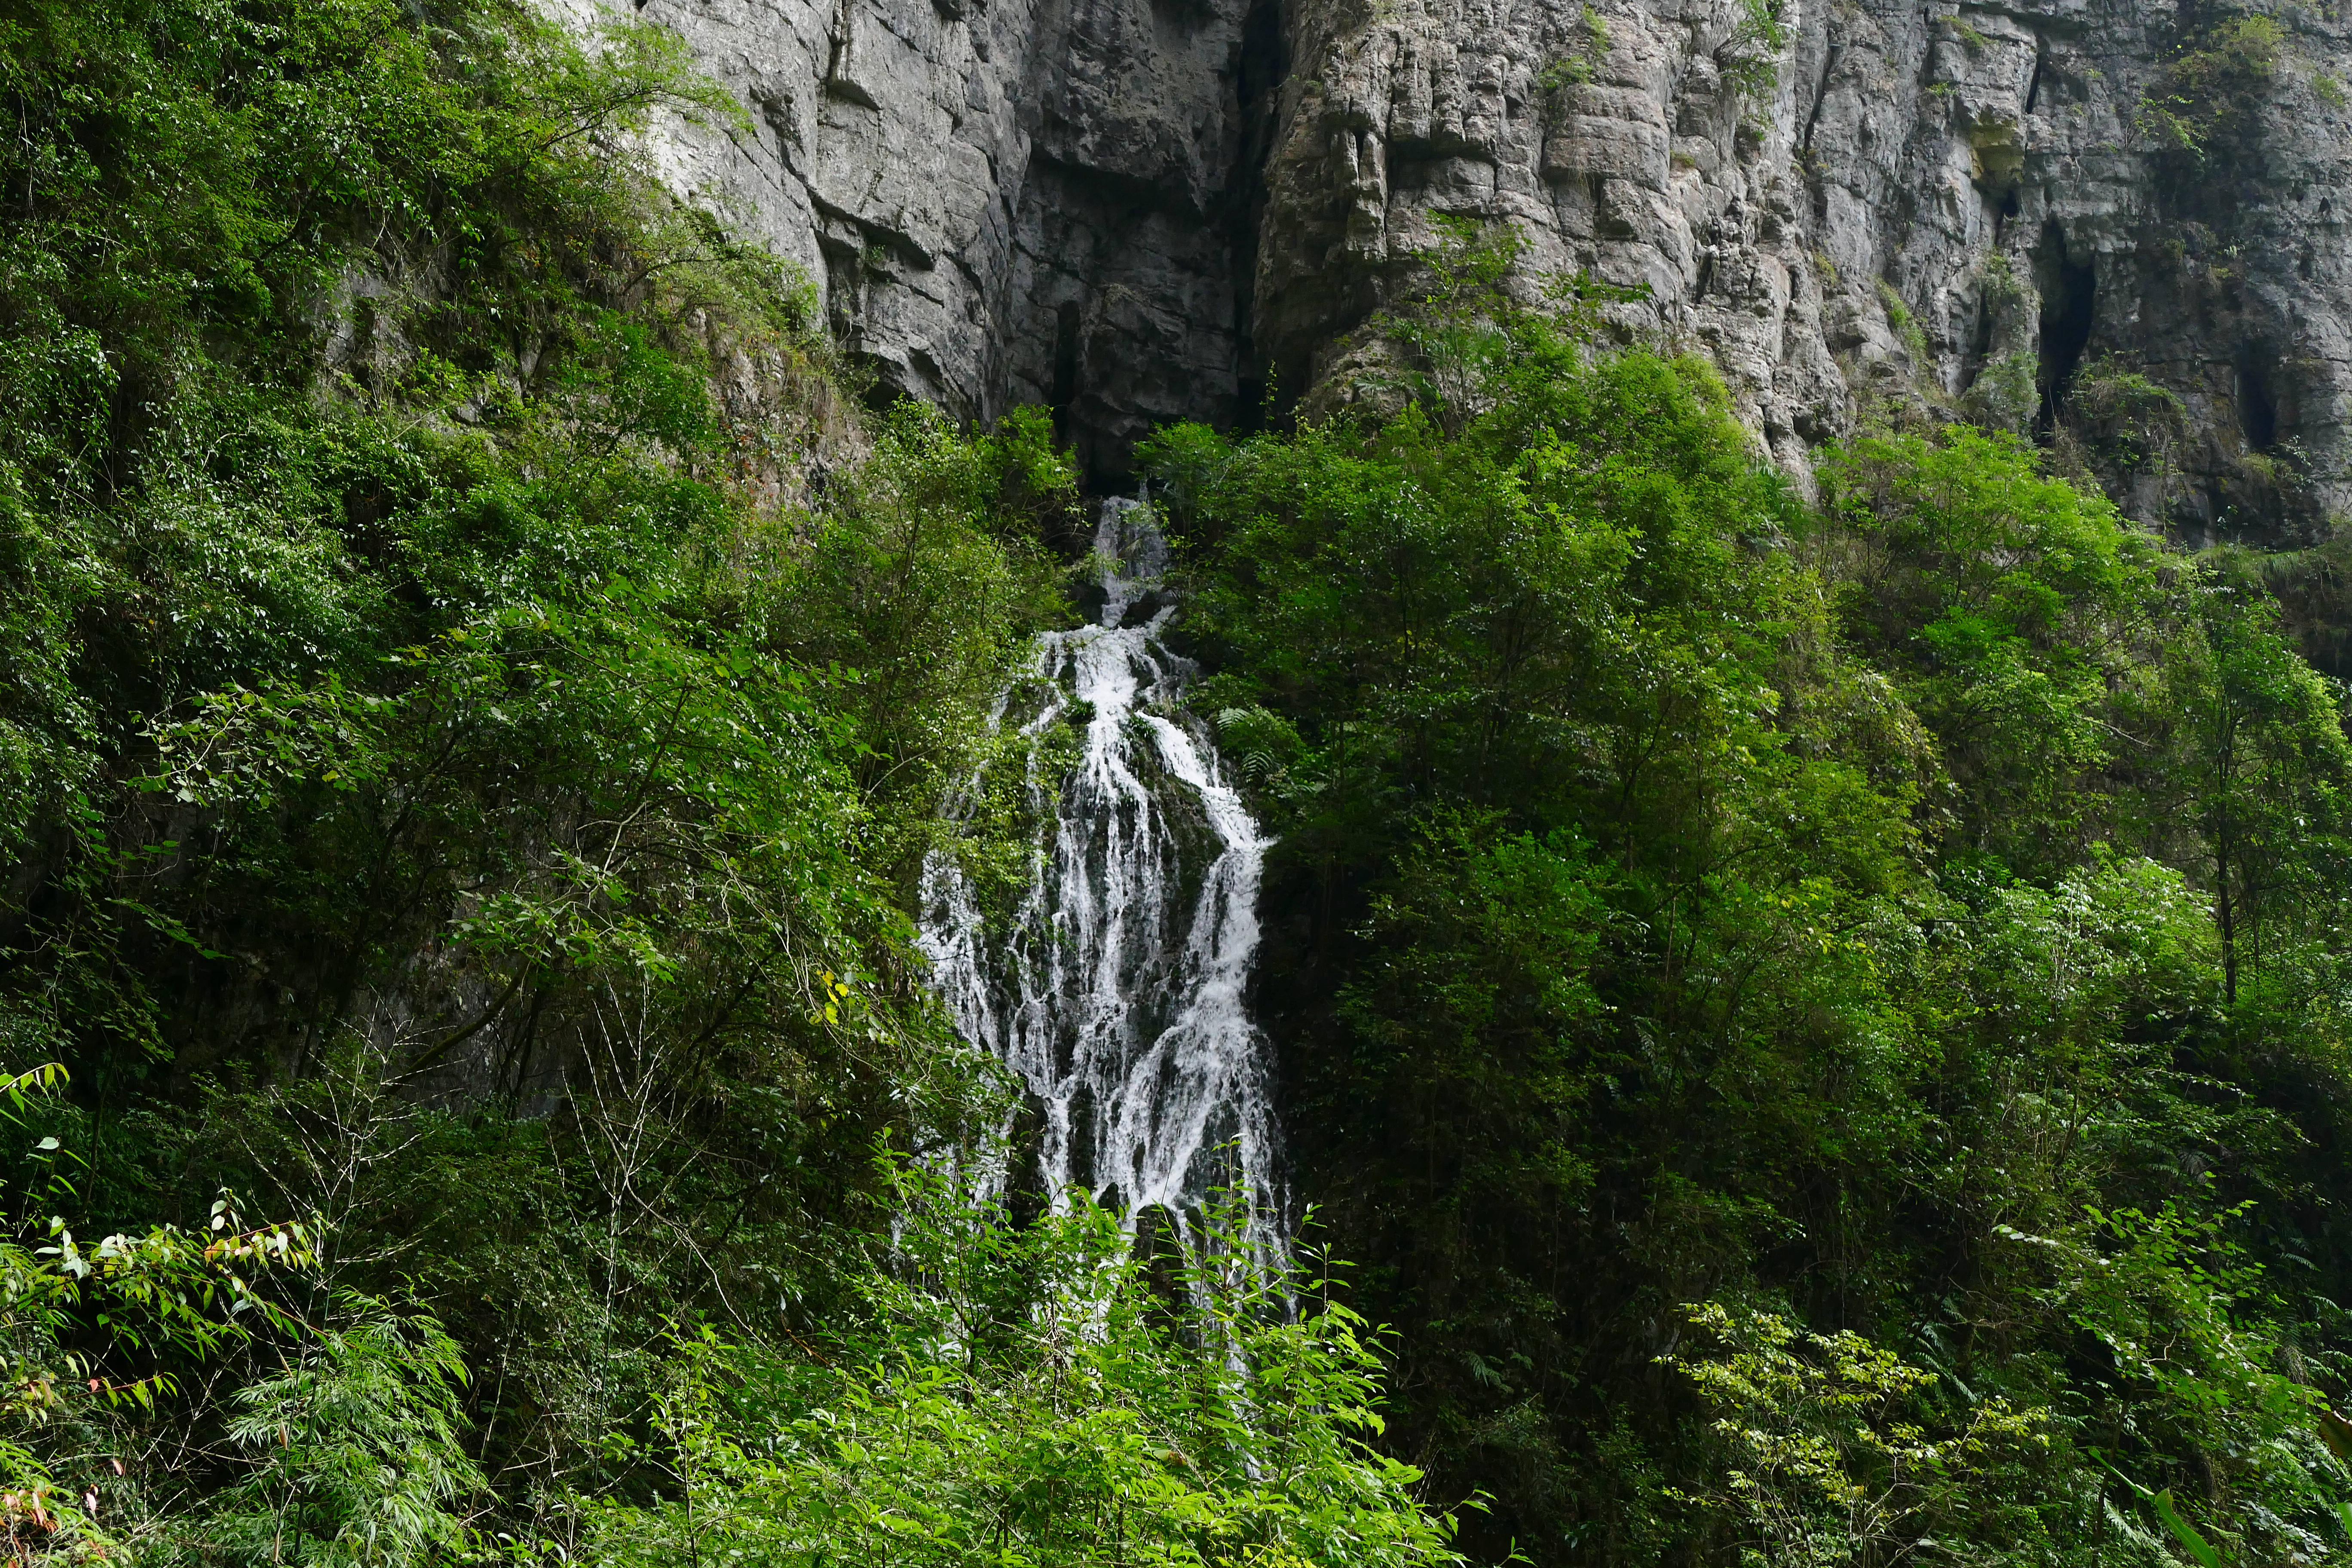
918,497,1286,1265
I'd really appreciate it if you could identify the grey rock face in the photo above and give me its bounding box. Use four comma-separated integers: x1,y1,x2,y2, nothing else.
616,0,2352,539
1260,0,2352,537
595,0,1280,480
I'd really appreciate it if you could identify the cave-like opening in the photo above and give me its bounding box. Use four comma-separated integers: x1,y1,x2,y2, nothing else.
2034,221,2095,433
2239,362,2279,451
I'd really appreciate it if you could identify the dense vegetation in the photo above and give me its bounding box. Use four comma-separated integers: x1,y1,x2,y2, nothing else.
0,0,1447,1561
6,2,2352,1566
1149,238,2352,1564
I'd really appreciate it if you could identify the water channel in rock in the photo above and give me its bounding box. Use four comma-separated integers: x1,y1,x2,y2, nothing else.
918,496,1286,1265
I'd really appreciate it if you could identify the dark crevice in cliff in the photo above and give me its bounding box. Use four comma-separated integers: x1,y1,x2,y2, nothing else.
1226,0,1286,432
1799,42,1842,224
1993,185,2019,248
979,0,1287,493
2240,362,2279,451
1962,286,1995,391
1800,42,1841,157
1026,148,1217,218
2035,222,2095,434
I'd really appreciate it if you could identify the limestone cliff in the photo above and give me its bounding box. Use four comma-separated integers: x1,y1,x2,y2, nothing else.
592,0,1281,482
612,0,2352,539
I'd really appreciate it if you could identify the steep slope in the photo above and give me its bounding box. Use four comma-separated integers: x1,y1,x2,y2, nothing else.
596,0,1283,481
622,0,2352,539
1261,0,2352,540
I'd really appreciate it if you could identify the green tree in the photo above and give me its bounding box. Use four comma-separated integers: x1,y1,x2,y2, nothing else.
577,1168,1464,1568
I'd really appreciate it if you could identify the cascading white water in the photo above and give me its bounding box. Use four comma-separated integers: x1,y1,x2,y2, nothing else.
918,497,1286,1264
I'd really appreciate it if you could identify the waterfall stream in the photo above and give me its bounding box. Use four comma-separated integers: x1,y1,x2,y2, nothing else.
918,498,1286,1264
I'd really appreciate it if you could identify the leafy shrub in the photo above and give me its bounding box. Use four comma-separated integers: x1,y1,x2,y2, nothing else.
578,1169,1463,1568
1151,231,2352,1565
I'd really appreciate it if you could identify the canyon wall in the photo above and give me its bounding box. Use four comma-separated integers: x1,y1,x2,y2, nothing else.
600,0,1282,481
615,0,2352,537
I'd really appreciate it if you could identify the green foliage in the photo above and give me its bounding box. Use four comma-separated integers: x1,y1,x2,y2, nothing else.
0,0,1102,1558
1151,230,2352,1565
1718,0,1791,99
0,1063,341,1559
1963,352,2039,435
1876,280,1932,366
1665,1304,2049,1568
2064,354,2189,487
179,1304,484,1567
1151,231,1941,1557
2138,15,2290,158
2157,556,2352,1002
751,404,1071,870
577,1169,1462,1568
1535,7,1609,99
2248,524,2352,677
9,6,2352,1568
1818,428,2176,873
